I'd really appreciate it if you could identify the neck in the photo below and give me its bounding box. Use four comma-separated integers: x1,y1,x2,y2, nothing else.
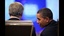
10,16,20,20
49,19,53,23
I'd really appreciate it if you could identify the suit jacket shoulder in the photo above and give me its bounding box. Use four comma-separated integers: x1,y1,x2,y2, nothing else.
41,20,58,36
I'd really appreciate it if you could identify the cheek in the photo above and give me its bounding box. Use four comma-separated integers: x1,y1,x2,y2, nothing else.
38,20,42,24
40,19,45,24
40,20,43,24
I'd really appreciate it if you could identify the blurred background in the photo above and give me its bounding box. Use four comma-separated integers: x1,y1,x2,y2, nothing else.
5,0,59,33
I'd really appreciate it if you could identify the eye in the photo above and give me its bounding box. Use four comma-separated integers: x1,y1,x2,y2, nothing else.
37,18,40,20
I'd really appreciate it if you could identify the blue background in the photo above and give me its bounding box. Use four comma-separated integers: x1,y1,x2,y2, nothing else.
5,0,59,33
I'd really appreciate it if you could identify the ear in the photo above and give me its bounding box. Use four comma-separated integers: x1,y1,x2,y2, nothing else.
45,17,49,22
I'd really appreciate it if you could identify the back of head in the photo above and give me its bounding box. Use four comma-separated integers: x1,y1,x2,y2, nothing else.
37,8,53,19
9,2,24,17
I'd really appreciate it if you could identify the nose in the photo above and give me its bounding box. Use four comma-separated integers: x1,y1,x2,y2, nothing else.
37,20,40,25
37,20,39,23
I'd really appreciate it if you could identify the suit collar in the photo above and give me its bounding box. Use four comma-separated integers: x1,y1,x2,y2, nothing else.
10,16,20,20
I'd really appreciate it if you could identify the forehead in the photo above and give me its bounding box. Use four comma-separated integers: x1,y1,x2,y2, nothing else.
37,13,42,18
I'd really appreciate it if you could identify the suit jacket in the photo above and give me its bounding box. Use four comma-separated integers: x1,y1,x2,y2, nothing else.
40,20,58,36
9,18,20,20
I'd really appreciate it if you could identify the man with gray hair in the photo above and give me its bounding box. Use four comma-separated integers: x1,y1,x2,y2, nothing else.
8,2,36,36
9,2,24,20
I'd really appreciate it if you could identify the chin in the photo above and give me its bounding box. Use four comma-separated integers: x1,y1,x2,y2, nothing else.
39,24,43,27
40,25,45,28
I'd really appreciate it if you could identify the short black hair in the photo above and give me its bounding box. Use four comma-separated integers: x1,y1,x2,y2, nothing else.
37,8,53,19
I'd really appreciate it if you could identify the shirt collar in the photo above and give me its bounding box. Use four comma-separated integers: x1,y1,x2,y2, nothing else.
10,16,20,20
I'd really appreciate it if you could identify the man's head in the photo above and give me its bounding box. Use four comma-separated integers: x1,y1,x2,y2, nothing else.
9,2,24,18
37,8,53,27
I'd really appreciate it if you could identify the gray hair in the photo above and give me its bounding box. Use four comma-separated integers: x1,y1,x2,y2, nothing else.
9,2,24,17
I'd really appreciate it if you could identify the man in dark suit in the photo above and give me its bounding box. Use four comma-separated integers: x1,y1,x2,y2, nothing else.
36,8,58,36
8,2,36,36
8,2,24,20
